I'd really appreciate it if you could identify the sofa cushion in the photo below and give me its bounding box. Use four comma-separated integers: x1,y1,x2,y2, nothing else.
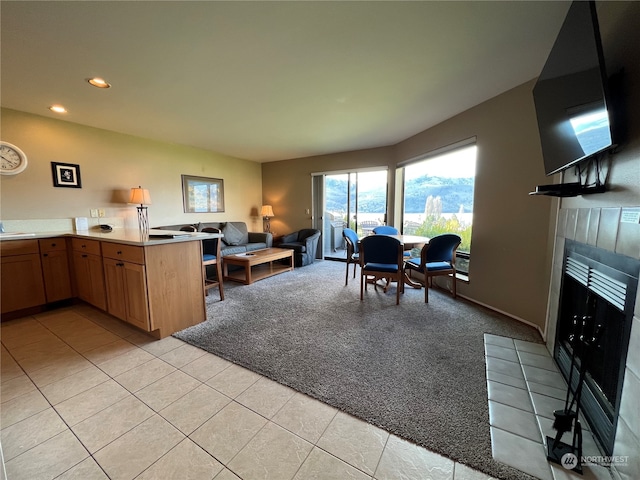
221,245,248,256
245,242,267,252
279,242,306,253
222,222,244,245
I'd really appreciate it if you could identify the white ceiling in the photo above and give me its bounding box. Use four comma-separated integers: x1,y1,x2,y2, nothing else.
1,1,571,162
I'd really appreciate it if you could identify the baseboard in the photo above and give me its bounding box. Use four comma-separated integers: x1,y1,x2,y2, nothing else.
456,293,545,340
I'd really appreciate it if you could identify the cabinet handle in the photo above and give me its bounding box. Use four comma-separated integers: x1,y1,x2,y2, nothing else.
117,251,123,255
81,244,87,248
117,262,125,267
82,254,88,258
51,243,57,247
43,253,49,257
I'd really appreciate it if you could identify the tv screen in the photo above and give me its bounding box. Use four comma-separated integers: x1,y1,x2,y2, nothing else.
533,1,614,176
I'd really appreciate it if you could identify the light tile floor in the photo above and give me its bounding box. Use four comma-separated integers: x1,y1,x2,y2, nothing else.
0,304,497,480
484,334,613,480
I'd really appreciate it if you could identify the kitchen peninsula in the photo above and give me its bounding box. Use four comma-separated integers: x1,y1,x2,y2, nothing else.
0,229,217,338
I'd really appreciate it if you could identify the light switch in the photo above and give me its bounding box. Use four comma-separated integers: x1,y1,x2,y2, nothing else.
90,209,98,218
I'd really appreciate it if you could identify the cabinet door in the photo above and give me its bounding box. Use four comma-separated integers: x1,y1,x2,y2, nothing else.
122,262,150,331
72,250,92,303
0,254,46,313
103,258,127,321
86,253,106,310
72,251,106,310
41,250,72,303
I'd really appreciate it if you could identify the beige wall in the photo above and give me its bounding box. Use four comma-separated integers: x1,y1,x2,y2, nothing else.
0,109,263,231
263,80,555,331
396,80,555,330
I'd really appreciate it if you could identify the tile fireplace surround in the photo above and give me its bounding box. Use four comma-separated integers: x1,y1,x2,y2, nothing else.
484,334,613,480
543,206,640,480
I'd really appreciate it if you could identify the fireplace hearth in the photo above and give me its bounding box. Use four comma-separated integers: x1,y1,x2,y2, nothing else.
554,240,640,455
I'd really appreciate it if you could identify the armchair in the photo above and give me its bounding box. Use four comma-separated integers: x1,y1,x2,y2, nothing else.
279,229,321,267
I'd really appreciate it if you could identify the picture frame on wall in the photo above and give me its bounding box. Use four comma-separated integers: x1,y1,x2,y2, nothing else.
51,162,82,188
182,175,225,213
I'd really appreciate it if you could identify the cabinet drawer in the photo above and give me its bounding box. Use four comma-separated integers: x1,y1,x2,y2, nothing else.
102,242,145,264
71,238,101,256
39,238,67,253
0,239,40,256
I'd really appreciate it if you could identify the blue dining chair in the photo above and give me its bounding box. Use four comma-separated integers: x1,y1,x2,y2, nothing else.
373,225,412,257
405,233,461,303
342,228,360,285
372,225,399,235
359,234,404,305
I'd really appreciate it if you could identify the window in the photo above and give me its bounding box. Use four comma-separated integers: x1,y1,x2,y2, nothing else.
400,143,476,275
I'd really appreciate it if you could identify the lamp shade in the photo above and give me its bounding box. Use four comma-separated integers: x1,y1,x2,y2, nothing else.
129,186,152,205
261,205,274,217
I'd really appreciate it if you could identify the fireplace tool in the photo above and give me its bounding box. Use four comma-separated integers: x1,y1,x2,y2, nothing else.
547,313,602,474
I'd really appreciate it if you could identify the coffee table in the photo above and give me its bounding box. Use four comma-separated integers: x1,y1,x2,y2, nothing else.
223,248,294,285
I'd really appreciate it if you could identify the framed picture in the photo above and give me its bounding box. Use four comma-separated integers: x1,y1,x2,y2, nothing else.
182,175,225,213
51,162,82,188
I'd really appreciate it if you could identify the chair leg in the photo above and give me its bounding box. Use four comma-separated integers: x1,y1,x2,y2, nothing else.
451,273,456,299
425,274,429,303
216,262,225,300
360,272,364,301
345,261,349,286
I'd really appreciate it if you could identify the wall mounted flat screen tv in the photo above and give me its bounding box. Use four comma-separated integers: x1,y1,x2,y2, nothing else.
533,1,615,176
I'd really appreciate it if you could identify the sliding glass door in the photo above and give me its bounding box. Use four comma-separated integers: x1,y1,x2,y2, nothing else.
317,169,388,260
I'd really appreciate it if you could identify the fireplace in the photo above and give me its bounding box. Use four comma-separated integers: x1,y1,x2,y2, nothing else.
554,240,640,455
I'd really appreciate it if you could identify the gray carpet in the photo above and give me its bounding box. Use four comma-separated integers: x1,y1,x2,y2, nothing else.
174,260,542,480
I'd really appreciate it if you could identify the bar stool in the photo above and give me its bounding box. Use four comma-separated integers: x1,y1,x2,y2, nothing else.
201,227,224,300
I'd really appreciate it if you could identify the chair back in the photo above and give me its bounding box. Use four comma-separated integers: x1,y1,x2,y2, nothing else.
180,225,197,232
201,227,221,258
423,234,462,264
372,225,399,235
361,235,403,266
342,228,359,254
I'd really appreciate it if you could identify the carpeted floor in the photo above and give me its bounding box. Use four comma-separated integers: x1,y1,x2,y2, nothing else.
174,260,543,480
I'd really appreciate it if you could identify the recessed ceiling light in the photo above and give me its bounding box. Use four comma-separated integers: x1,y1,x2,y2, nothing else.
87,77,111,88
49,105,67,113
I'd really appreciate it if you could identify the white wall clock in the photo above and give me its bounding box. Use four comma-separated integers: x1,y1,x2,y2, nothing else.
0,141,28,175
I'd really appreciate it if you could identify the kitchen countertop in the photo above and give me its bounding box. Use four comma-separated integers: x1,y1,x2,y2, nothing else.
0,228,222,246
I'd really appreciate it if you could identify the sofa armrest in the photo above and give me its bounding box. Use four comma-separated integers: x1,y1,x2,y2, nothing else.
248,232,273,247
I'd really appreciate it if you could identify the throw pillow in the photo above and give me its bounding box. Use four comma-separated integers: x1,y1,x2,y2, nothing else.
222,222,244,245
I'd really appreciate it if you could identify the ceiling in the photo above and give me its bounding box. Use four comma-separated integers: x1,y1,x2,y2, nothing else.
1,1,571,162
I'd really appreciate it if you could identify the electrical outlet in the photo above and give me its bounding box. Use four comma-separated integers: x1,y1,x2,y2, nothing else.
90,209,98,218
98,209,106,218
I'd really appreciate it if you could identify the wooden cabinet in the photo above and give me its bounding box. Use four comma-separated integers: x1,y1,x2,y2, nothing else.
71,238,106,310
39,238,72,303
1,233,205,338
103,243,150,331
0,240,46,314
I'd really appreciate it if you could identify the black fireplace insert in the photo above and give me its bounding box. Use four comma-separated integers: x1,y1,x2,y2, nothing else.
554,240,639,455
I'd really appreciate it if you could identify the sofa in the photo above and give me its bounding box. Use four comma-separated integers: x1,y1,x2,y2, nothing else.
278,229,321,267
155,221,272,257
